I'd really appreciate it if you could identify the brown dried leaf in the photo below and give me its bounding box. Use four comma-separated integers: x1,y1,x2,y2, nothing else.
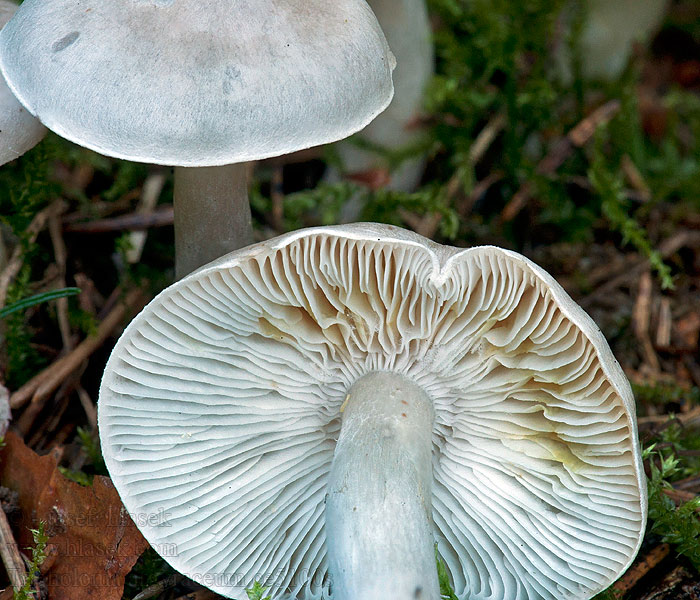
0,431,148,600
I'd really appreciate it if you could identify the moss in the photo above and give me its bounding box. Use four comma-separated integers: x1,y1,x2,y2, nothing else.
645,444,700,570
14,522,48,600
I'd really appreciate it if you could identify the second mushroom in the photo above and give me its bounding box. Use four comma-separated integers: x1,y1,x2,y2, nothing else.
99,224,646,600
0,0,395,277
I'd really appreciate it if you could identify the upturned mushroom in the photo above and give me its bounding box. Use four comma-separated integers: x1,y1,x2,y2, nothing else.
99,223,646,600
0,0,45,165
0,0,395,276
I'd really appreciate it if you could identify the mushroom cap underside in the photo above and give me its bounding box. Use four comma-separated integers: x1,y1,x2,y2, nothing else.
99,223,646,600
0,0,394,166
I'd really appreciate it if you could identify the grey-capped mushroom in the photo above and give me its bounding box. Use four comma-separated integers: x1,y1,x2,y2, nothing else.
0,1,45,166
0,0,395,277
328,0,434,193
98,223,646,600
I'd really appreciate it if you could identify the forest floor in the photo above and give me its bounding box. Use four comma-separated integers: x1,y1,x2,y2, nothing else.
1,1,700,599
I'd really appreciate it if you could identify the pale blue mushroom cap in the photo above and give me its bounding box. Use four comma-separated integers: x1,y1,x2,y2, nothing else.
0,0,395,166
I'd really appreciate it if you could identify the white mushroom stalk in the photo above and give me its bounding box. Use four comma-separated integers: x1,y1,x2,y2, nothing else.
0,0,45,166
173,165,252,279
99,224,646,600
326,372,439,599
0,0,395,277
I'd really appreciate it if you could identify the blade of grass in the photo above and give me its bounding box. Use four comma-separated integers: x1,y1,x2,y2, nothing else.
0,287,81,319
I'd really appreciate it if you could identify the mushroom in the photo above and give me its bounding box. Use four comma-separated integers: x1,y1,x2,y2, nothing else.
0,0,395,276
558,0,669,80
328,0,434,193
0,0,45,165
98,223,646,599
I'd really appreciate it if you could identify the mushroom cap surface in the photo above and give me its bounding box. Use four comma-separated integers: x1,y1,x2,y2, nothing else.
0,0,394,166
0,0,45,165
99,223,646,600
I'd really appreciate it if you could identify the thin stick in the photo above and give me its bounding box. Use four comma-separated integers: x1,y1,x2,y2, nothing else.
0,508,27,591
48,211,73,352
172,589,221,600
24,367,82,442
10,288,145,410
132,574,186,600
663,488,699,508
126,172,167,264
76,386,98,430
621,154,651,202
655,297,672,348
501,100,621,222
632,271,660,372
457,171,504,217
0,200,67,309
580,230,700,309
443,114,506,204
399,210,442,239
468,113,505,166
64,205,174,233
638,405,700,428
612,543,670,594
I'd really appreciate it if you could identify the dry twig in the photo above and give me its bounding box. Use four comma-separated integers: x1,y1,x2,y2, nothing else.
399,210,442,239
64,204,174,234
457,171,505,218
48,211,73,352
621,154,652,202
501,100,621,222
132,574,187,600
581,230,700,309
0,200,67,309
632,271,660,372
0,508,26,591
172,589,221,600
468,113,506,166
10,288,146,413
126,172,167,264
613,543,671,594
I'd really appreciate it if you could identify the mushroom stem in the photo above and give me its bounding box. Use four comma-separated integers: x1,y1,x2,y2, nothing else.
174,163,253,279
325,371,439,600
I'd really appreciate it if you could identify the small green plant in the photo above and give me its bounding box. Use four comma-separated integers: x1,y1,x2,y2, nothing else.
14,522,48,600
0,142,57,234
588,133,673,289
245,581,271,600
0,287,81,319
592,588,621,600
436,548,458,600
58,467,92,487
644,443,700,570
3,269,47,389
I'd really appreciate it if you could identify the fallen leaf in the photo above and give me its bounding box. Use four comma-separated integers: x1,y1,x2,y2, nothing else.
0,431,148,600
